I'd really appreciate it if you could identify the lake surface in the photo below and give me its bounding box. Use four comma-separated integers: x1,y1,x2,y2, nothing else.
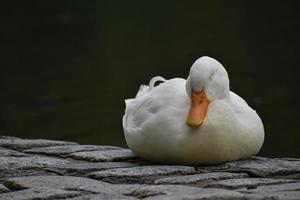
1,1,299,157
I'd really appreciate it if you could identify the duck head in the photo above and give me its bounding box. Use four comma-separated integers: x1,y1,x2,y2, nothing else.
185,56,230,127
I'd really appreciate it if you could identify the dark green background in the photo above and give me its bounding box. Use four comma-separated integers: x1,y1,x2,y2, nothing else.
1,1,299,157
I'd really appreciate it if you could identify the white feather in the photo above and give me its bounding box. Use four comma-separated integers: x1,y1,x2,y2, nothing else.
123,56,264,164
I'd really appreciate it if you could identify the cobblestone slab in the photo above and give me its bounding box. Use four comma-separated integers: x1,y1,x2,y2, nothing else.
197,157,300,178
0,169,57,180
0,136,299,200
45,161,139,175
24,145,121,156
0,156,72,178
206,177,298,189
5,176,119,195
127,185,246,200
68,149,137,162
89,165,196,183
65,194,137,200
258,191,300,200
0,149,28,157
0,138,77,150
239,182,300,200
0,156,72,170
154,172,249,185
0,187,80,200
245,181,300,193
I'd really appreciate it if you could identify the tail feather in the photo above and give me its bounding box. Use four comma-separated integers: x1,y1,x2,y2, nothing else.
149,76,165,90
136,85,149,98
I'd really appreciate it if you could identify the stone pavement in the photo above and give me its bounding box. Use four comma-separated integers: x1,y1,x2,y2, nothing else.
0,136,299,200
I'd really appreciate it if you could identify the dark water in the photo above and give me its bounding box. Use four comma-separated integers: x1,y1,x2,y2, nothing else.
1,1,299,157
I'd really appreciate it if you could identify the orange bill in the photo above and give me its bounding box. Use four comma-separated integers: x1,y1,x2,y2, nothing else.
186,89,208,127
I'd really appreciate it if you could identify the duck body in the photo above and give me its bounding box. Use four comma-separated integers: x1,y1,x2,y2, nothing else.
123,57,264,165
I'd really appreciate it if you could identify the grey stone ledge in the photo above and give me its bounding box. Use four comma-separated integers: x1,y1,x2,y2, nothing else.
68,149,137,162
89,165,196,184
0,187,80,200
0,155,72,170
196,156,300,178
65,193,137,200
0,156,72,178
206,177,298,189
0,138,77,151
128,185,246,200
24,144,121,156
6,176,118,195
243,181,300,193
154,172,249,185
1,136,300,200
0,149,28,157
5,176,143,199
45,161,139,176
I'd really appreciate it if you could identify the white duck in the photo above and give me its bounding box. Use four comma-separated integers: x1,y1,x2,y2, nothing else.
123,56,264,164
